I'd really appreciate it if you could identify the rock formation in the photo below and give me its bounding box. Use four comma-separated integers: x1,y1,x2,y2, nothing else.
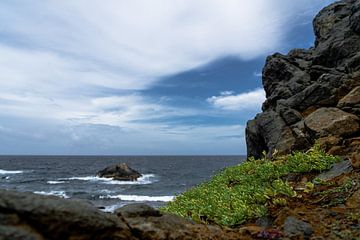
97,163,142,181
246,0,360,159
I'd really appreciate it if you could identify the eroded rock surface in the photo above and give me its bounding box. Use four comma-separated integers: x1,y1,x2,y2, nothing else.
246,0,360,158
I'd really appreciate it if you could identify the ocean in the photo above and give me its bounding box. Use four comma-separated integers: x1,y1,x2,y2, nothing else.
0,155,243,212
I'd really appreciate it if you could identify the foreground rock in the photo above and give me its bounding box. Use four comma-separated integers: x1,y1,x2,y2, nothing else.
0,189,133,240
246,0,360,159
0,190,247,240
97,163,142,181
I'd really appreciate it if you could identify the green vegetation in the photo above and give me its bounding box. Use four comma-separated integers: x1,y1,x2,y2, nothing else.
161,145,340,226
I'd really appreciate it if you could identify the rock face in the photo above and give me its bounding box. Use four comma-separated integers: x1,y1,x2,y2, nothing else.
97,163,142,181
246,0,360,159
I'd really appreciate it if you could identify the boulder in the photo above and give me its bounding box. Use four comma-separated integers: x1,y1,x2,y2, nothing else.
283,216,313,238
337,86,360,115
304,107,359,137
0,189,134,240
97,163,142,181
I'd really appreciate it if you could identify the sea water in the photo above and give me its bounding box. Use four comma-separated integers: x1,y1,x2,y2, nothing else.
0,155,243,212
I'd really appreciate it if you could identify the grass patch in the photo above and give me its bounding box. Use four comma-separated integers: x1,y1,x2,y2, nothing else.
161,145,340,226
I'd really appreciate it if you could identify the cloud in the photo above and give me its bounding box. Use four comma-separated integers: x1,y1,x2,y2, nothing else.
207,88,266,111
0,0,334,153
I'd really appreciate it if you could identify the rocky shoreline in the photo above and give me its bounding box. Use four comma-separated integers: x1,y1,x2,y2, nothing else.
1,0,360,239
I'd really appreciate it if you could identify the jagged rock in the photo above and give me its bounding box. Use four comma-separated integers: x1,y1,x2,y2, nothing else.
304,107,359,137
316,160,353,181
246,110,297,158
97,163,142,181
246,0,360,158
283,216,313,238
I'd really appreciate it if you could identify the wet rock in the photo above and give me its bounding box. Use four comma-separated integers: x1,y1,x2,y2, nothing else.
97,163,142,181
316,160,353,181
283,216,313,238
304,107,359,138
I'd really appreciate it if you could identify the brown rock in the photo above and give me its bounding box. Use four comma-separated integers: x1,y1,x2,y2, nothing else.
318,136,342,151
350,152,360,168
304,107,359,137
337,86,360,114
346,190,360,208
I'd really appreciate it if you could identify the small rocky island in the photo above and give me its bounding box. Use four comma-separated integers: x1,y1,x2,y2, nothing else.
0,0,359,239
97,163,142,181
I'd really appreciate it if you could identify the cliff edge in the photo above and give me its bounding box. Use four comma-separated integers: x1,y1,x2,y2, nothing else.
246,0,360,159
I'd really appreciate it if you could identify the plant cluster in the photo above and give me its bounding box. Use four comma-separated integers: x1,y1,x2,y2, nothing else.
161,145,340,226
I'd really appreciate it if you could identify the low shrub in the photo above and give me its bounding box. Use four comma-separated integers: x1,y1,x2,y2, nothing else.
161,145,340,226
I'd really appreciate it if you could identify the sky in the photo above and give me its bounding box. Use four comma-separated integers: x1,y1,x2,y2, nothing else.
0,0,335,155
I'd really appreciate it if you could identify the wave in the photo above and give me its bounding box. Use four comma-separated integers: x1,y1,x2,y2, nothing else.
0,169,24,174
99,194,174,202
34,190,69,199
101,203,127,213
60,174,156,185
47,180,66,185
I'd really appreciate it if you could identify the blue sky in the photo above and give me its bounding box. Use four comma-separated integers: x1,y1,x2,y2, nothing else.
0,0,334,155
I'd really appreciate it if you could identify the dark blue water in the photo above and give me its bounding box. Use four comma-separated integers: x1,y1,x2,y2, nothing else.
0,156,243,211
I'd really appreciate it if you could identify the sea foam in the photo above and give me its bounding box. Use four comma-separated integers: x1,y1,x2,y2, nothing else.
34,190,69,198
0,169,23,174
60,174,156,185
99,194,174,202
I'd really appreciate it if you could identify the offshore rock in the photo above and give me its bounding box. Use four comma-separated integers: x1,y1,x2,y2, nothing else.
246,0,360,158
97,163,142,181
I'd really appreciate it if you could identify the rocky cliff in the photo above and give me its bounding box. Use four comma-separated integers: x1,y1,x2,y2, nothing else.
246,0,360,159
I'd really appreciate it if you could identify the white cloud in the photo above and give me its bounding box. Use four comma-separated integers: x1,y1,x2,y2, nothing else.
207,88,266,111
0,0,333,153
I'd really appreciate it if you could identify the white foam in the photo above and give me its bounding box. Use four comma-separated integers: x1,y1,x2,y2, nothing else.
101,203,127,213
0,169,23,174
34,191,69,199
60,174,156,185
47,180,66,184
99,194,174,202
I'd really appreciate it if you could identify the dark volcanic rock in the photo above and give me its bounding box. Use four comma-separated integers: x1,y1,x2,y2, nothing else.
246,0,360,158
0,189,134,240
97,163,142,181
